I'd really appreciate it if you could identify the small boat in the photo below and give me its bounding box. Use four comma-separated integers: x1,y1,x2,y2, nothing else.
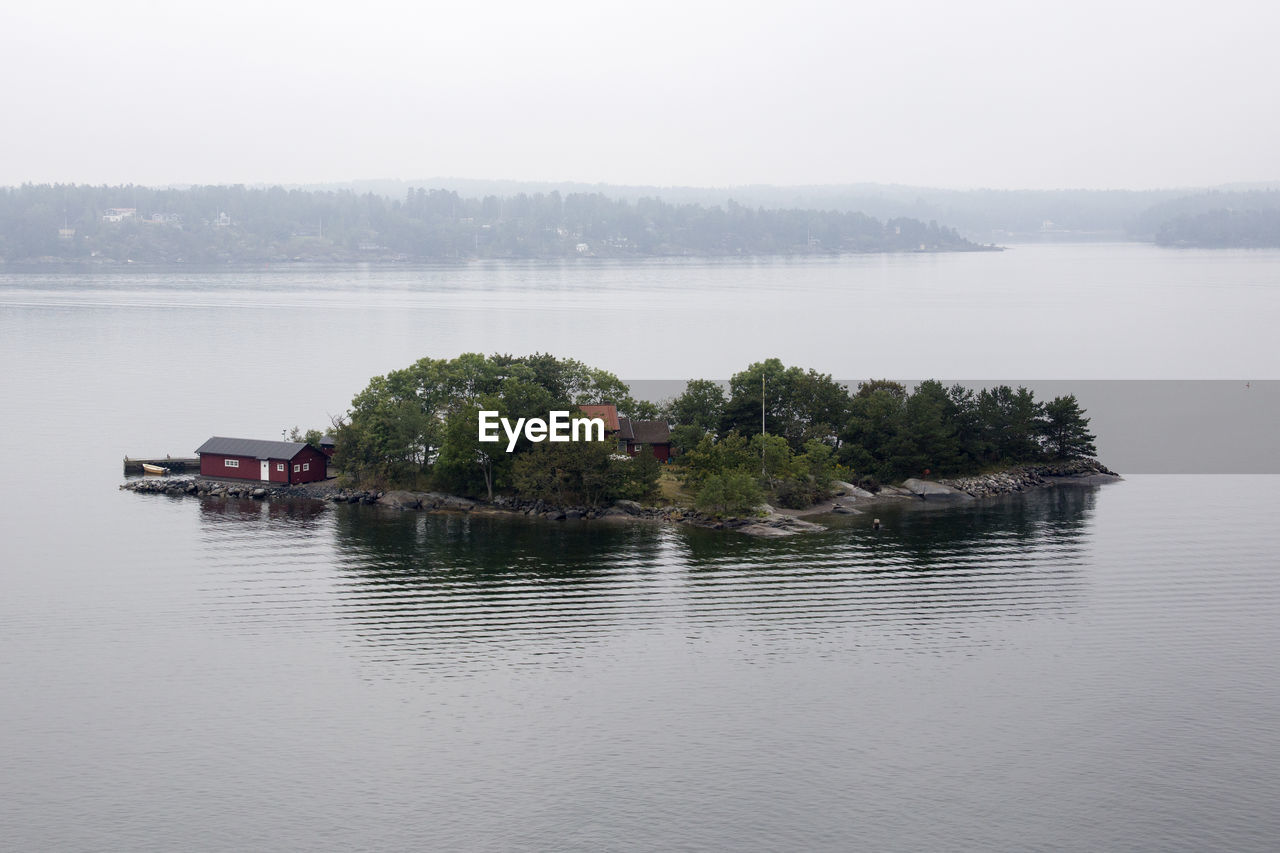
141,463,170,475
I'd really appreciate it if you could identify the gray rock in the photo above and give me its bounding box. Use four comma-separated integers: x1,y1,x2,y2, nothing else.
831,480,876,499
737,523,798,538
901,478,974,501
613,499,644,515
381,490,422,510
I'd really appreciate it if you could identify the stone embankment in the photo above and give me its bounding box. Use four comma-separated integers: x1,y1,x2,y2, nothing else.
121,477,345,500
939,458,1120,498
121,478,824,537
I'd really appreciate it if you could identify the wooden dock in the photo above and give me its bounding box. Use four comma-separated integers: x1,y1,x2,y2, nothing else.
124,456,200,474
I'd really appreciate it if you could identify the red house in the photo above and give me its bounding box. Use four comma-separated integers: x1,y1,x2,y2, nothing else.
578,405,672,462
196,436,329,484
619,416,673,462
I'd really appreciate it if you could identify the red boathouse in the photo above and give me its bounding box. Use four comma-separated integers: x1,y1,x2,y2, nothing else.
195,436,329,484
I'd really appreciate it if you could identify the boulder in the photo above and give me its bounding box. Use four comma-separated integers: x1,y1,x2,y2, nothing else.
613,499,644,515
831,480,876,499
381,490,422,510
737,523,798,538
901,478,974,501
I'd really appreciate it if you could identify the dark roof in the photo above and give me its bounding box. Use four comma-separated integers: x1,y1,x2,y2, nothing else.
195,436,316,460
630,420,671,445
319,435,336,446
616,416,635,441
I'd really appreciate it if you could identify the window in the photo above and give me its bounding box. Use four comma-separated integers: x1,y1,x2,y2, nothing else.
277,463,285,472
225,458,239,468
293,464,300,473
302,462,309,471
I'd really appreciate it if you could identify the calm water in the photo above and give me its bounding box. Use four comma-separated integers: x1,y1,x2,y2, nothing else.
2,244,1279,850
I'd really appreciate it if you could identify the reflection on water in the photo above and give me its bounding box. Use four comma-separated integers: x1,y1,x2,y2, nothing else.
309,487,1095,671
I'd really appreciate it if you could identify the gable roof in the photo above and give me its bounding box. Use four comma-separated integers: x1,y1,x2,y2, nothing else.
630,420,672,445
616,416,635,441
195,436,316,461
578,404,620,432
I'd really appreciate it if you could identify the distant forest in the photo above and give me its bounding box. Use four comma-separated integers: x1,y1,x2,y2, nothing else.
0,184,987,264
307,178,1280,245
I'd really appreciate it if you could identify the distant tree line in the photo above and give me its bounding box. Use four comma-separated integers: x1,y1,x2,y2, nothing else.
1153,208,1280,248
1126,189,1280,247
0,184,986,263
333,353,1098,515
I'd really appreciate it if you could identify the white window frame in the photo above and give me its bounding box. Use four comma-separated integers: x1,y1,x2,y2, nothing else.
293,464,301,473
277,463,285,472
225,458,239,468
302,462,309,471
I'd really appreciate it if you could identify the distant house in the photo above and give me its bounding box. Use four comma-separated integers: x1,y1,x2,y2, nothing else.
318,435,336,457
619,416,673,462
577,404,671,461
101,208,136,223
195,436,328,484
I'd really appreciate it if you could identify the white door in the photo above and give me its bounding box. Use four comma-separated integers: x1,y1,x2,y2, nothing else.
260,460,270,481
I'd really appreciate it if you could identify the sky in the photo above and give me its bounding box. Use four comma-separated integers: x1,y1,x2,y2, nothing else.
2,0,1276,190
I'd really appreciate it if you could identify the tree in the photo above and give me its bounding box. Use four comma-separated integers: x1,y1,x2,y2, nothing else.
667,378,727,432
694,470,765,517
1040,395,1096,459
680,431,755,490
511,437,619,506
977,385,1044,463
722,359,849,449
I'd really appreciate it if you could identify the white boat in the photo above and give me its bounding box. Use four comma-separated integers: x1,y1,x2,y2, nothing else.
141,463,170,475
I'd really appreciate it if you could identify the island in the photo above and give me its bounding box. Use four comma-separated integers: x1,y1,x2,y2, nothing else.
124,353,1118,536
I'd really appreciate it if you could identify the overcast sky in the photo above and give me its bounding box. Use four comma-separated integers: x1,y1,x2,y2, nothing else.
2,0,1276,190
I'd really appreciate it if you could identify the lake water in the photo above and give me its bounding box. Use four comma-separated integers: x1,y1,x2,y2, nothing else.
2,244,1279,850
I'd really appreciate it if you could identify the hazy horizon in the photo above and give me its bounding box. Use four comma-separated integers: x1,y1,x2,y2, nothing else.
6,176,1279,196
3,1,1277,191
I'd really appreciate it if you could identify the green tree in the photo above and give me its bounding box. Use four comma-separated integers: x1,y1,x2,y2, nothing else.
977,385,1044,463
749,432,794,489
1040,395,1096,459
667,378,726,432
838,383,907,480
680,431,755,490
721,359,849,450
694,470,765,517
511,437,619,505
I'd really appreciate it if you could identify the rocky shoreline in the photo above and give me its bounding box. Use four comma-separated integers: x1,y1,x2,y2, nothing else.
121,458,1119,538
119,477,825,537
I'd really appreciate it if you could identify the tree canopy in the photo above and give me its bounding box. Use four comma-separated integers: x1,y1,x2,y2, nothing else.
333,353,1100,510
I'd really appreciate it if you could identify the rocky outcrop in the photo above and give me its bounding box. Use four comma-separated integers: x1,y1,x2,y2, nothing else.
901,478,974,501
831,480,876,499
940,459,1120,498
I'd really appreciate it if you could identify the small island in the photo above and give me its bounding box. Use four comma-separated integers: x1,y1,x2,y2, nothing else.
126,353,1116,536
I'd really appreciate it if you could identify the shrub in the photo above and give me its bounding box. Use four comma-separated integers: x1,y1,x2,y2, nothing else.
694,469,764,516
